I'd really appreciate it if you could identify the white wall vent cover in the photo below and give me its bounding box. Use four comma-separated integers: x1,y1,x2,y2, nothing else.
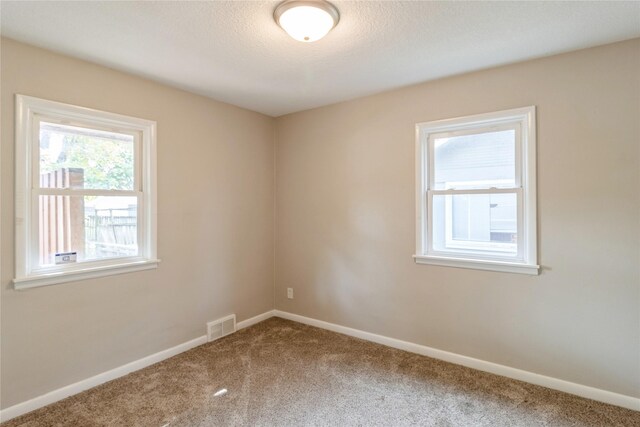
207,314,236,342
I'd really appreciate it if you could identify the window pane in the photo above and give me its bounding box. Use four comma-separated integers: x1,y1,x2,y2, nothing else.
432,193,517,256
433,129,515,190
39,121,135,190
38,195,138,266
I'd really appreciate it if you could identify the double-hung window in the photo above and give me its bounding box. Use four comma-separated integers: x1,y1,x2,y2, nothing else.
415,107,538,274
14,95,158,289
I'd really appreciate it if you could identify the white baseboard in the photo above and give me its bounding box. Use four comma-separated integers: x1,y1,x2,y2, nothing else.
0,309,276,423
2,309,637,423
237,309,276,330
274,310,640,412
0,335,207,423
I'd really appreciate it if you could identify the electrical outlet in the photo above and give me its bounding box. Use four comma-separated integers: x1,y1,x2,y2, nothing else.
287,288,294,299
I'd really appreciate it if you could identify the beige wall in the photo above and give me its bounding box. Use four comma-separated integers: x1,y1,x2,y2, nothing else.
1,38,275,408
275,39,640,398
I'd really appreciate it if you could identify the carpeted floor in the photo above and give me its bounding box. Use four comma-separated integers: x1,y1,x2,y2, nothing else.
2,317,639,426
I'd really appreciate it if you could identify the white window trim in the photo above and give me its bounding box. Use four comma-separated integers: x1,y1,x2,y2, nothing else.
14,95,159,290
414,106,538,275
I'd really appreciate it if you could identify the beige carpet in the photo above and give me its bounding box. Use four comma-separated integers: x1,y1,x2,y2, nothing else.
3,317,639,426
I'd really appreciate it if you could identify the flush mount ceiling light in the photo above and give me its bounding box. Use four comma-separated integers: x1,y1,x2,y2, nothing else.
274,0,340,42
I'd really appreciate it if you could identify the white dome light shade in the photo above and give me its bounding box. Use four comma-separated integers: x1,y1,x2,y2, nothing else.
274,1,339,42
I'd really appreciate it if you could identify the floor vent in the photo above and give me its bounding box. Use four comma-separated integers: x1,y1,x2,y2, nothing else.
207,314,236,342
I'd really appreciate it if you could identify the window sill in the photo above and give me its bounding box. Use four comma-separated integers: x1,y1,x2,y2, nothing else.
413,255,539,275
13,259,161,290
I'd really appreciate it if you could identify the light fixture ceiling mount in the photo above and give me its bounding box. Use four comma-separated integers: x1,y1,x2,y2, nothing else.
274,0,340,43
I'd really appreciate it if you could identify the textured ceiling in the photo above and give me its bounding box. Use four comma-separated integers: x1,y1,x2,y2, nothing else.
1,1,639,116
